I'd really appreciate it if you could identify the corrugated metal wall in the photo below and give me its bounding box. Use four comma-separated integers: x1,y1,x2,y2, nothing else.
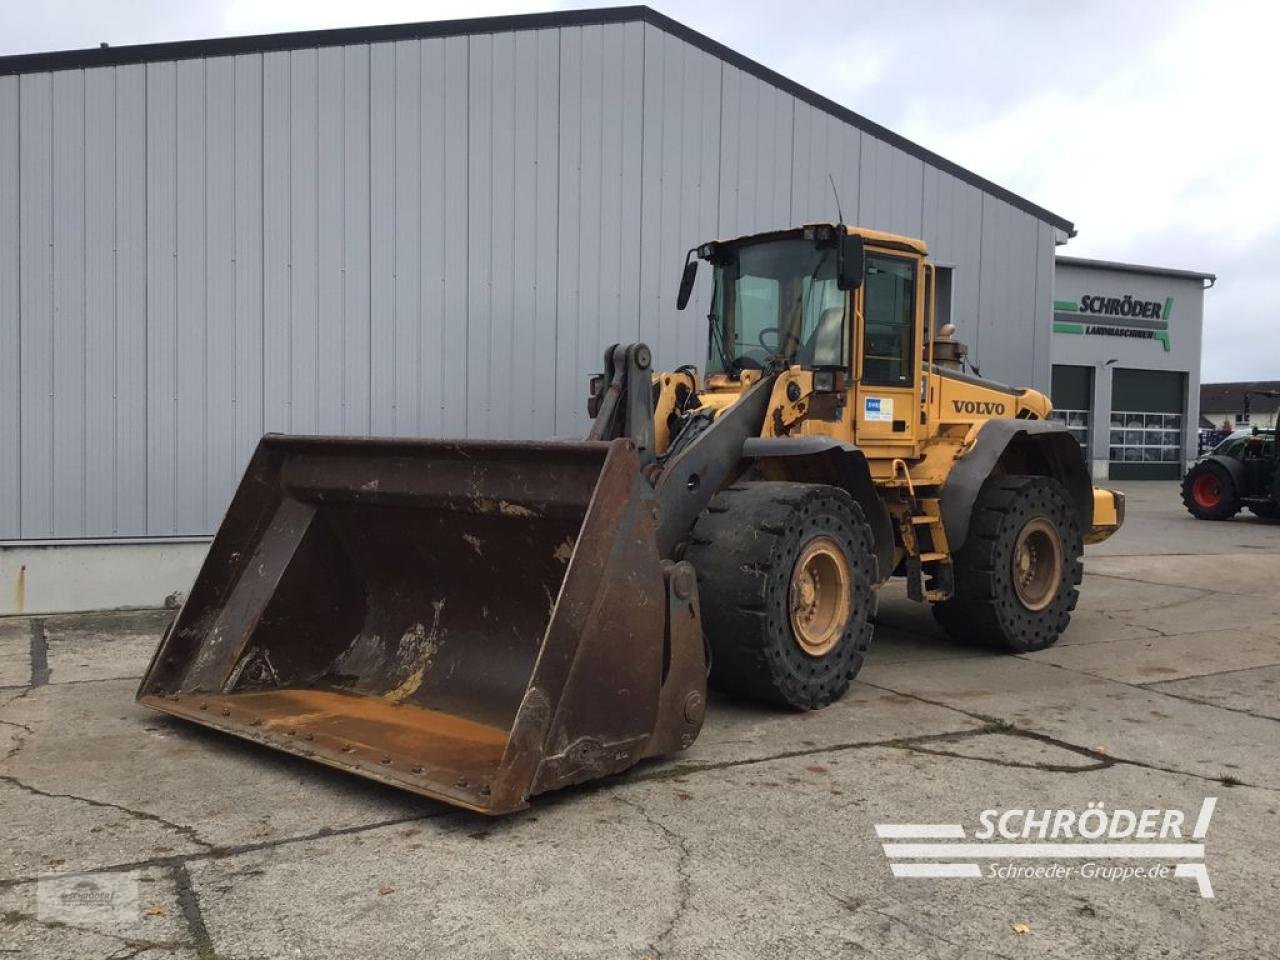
0,21,1055,541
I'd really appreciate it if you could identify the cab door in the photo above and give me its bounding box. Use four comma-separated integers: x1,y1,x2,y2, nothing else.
854,251,923,450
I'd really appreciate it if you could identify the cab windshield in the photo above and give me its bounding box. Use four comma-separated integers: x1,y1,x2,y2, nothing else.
706,238,846,375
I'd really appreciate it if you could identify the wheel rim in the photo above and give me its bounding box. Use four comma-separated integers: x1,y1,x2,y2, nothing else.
1192,472,1222,508
1011,517,1063,612
789,536,852,657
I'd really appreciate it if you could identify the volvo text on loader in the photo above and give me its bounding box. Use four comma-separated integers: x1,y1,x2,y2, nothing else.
138,223,1124,814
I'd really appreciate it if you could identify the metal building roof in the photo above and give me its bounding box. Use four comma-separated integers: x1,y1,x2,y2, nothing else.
1200,382,1280,414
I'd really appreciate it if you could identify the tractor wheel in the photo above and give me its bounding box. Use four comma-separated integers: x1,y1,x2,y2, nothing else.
1254,471,1280,522
1180,461,1242,520
1250,473,1280,519
685,482,876,710
932,475,1082,653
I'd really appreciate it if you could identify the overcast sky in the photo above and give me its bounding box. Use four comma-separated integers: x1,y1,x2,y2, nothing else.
2,0,1274,381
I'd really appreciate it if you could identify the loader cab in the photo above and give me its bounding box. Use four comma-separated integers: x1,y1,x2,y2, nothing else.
690,224,928,453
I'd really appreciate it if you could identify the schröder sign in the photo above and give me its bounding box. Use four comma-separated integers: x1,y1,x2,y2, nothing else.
875,797,1217,898
1053,294,1174,351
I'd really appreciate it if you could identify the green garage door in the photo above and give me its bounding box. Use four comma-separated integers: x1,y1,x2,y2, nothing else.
1109,369,1186,480
1050,365,1093,463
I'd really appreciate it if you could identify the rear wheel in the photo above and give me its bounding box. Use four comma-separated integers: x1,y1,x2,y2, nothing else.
685,482,876,709
1251,470,1280,520
1180,461,1242,520
932,475,1082,653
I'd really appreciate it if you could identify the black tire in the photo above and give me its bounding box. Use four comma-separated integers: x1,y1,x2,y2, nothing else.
685,482,876,709
932,475,1082,653
1255,471,1280,520
1180,460,1242,520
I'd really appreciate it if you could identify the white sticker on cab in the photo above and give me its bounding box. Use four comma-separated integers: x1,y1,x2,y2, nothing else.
864,396,893,422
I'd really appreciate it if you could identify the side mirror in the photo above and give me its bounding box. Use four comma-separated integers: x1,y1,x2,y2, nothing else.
676,255,698,311
837,233,864,291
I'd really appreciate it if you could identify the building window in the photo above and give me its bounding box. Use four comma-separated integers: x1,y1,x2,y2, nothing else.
1109,412,1183,463
932,265,954,333
1048,409,1090,457
1235,413,1250,425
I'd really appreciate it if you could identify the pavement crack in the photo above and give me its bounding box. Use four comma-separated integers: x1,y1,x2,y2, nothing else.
1101,610,1175,638
0,718,32,763
1087,571,1257,599
0,673,146,693
1022,656,1280,727
858,677,1278,793
627,725,986,783
857,678,1016,730
170,861,217,960
1137,683,1280,724
895,732,1111,775
0,909,188,955
0,811,449,892
0,774,214,850
614,794,692,959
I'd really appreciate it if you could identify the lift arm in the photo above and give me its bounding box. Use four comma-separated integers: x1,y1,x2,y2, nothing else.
587,342,776,557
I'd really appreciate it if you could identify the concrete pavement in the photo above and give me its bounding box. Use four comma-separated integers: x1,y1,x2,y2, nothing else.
2,480,1279,958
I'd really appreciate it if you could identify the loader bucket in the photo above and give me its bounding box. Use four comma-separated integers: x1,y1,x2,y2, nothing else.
137,435,706,814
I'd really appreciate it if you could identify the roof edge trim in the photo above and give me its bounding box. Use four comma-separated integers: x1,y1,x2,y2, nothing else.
1056,255,1216,283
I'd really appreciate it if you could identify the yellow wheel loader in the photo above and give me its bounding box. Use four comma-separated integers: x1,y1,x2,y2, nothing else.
138,223,1123,814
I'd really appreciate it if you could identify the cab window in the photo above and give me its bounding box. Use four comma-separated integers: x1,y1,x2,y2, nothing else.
861,254,916,386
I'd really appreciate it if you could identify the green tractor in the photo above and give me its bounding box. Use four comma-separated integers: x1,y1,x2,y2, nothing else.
1182,390,1279,521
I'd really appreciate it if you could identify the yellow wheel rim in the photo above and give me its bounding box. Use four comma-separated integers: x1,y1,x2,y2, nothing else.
1011,517,1063,612
789,536,852,657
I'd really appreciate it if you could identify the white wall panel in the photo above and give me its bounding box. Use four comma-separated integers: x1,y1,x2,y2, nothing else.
261,52,291,439
204,56,237,527
440,35,470,439
144,62,177,534
315,46,346,437
232,55,265,472
392,39,421,438
287,49,319,438
173,59,207,534
51,69,86,537
0,77,20,537
83,67,117,536
340,45,371,438
115,64,148,536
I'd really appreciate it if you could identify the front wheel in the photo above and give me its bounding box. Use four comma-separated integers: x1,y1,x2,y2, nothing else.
933,475,1082,653
1180,461,1242,520
685,482,877,710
